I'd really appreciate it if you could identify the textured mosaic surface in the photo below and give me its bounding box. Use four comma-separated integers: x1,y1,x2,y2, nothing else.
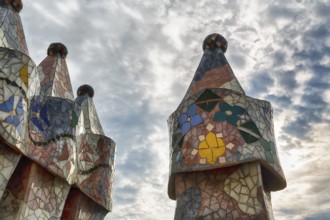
0,2,27,54
174,162,274,219
0,157,71,219
0,142,21,200
62,188,108,220
168,33,286,219
0,2,115,219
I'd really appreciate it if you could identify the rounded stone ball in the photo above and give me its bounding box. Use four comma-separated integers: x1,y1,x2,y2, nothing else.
202,33,228,53
0,0,23,13
47,43,68,58
77,84,94,98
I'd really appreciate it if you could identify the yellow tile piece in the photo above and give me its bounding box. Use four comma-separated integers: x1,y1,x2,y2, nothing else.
19,64,29,87
205,132,217,147
198,132,225,164
199,140,209,149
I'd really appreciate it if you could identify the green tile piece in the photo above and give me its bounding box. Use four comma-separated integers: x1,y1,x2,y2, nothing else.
176,152,183,162
71,111,78,127
265,151,275,163
227,115,239,126
213,111,227,122
219,102,231,111
240,121,261,137
273,155,279,165
195,89,221,112
172,132,184,152
178,137,184,151
232,105,245,115
196,89,220,102
260,139,271,151
270,141,276,152
239,129,259,143
196,101,218,112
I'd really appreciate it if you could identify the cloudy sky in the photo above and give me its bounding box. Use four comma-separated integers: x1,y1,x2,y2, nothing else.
20,0,330,219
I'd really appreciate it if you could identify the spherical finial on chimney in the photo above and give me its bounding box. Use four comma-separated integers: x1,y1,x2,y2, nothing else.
202,33,228,53
0,0,23,13
77,84,94,98
47,43,68,58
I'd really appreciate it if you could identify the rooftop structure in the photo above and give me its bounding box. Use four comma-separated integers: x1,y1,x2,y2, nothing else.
168,33,286,219
0,1,115,219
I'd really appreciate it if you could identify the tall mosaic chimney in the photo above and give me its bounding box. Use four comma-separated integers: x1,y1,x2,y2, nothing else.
168,33,286,219
0,1,115,219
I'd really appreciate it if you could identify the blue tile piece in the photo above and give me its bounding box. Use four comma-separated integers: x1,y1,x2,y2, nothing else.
0,96,14,112
31,116,44,131
187,104,197,117
5,116,13,124
5,115,20,126
190,115,202,126
16,98,23,115
178,114,187,125
178,104,203,135
40,105,50,126
31,97,40,113
12,116,19,126
0,102,9,111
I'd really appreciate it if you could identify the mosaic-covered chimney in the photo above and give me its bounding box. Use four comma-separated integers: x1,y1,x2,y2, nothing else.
0,1,115,219
168,33,286,219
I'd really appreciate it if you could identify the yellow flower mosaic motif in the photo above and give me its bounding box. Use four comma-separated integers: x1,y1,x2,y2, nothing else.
198,132,225,164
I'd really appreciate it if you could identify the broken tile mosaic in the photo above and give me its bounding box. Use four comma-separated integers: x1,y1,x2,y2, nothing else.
0,2,115,219
168,33,286,219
